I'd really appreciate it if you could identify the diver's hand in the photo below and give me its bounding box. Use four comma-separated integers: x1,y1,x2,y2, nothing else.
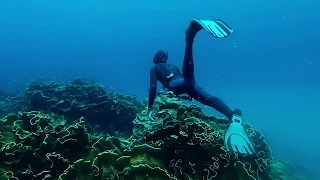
148,108,155,121
166,91,174,95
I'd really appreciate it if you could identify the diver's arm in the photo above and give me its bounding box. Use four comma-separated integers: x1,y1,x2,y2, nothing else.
148,67,157,110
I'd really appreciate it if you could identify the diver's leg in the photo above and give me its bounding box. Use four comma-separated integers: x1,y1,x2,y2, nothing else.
182,22,202,82
182,42,194,81
167,77,186,95
188,84,234,120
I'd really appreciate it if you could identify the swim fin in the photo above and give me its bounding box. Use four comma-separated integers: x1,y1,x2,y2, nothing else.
224,111,256,155
190,18,234,38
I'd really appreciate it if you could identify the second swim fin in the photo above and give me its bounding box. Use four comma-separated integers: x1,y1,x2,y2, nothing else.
224,111,256,155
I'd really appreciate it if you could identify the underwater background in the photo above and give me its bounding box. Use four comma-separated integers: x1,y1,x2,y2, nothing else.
0,0,319,179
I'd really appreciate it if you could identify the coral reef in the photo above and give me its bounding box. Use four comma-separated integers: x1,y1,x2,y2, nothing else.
0,79,315,180
0,111,174,180
0,91,24,119
23,78,144,136
133,95,275,180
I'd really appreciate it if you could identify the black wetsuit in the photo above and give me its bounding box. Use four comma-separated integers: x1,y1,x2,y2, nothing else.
148,42,234,120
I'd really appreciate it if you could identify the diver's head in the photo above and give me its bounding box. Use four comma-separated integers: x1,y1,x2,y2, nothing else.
153,50,168,64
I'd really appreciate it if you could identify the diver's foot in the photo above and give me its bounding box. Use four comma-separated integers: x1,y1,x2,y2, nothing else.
233,109,242,116
231,109,243,123
185,21,202,43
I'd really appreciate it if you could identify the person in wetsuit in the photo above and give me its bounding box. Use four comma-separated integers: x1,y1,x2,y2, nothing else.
147,21,242,121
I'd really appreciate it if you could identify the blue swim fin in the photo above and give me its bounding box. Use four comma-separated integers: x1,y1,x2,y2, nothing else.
190,18,234,38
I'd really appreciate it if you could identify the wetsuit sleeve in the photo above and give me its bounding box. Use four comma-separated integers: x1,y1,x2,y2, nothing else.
148,66,157,109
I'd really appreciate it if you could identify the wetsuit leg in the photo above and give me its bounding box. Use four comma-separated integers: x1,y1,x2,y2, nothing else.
182,21,202,83
168,77,186,95
188,84,234,120
167,41,195,94
182,42,195,84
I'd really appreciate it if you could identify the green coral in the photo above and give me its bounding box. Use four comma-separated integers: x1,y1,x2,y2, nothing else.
0,79,313,180
130,144,166,169
59,159,95,180
130,164,172,180
265,161,286,180
24,77,144,136
0,111,98,179
134,94,273,180
0,110,173,180
92,151,120,179
0,92,23,119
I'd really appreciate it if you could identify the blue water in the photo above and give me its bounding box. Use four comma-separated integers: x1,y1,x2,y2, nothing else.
1,0,319,176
